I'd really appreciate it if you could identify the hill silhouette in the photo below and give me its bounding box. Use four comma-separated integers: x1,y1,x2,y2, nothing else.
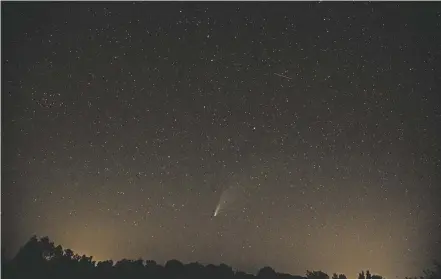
1,236,440,279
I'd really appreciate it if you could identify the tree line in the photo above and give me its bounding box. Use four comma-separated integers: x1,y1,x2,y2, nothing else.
1,236,440,279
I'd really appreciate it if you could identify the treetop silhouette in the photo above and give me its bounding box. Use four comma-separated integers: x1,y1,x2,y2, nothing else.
2,236,439,279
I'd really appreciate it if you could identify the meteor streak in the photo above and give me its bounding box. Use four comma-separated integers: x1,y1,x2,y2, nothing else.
274,73,293,80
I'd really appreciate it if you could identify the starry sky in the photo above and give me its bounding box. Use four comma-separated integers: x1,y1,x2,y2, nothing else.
2,2,441,279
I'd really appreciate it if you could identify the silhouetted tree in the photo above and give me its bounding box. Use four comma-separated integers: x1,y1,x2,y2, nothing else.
235,270,256,279
8,234,411,279
258,266,277,279
145,260,163,279
12,236,50,278
306,270,329,279
185,262,205,279
96,259,114,272
165,259,185,279
218,263,235,279
278,273,306,279
205,264,225,279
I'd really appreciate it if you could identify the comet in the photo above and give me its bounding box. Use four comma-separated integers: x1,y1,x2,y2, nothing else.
213,184,243,217
213,198,224,217
213,203,220,217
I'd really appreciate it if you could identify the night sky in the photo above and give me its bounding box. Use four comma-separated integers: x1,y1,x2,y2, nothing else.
2,2,441,279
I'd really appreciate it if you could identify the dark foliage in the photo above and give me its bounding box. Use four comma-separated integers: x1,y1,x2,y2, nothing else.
2,236,438,279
